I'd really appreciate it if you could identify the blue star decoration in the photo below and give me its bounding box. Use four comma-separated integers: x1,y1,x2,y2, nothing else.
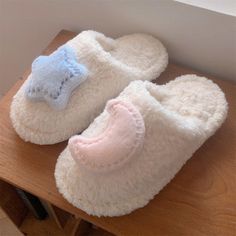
25,45,88,110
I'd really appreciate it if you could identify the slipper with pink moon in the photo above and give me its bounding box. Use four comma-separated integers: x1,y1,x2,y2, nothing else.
55,75,227,217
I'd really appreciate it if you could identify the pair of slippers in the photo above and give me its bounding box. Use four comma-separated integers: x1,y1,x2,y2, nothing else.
10,31,228,217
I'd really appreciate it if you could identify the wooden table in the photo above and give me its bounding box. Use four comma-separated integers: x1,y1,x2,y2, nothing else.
0,30,235,236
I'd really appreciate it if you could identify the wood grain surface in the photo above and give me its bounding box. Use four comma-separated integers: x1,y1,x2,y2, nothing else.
0,30,235,236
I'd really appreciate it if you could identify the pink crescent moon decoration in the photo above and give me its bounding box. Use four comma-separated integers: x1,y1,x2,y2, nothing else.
68,99,145,173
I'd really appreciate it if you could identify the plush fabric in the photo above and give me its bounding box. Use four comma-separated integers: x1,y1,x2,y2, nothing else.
25,45,88,110
55,75,228,217
69,99,145,173
10,30,168,145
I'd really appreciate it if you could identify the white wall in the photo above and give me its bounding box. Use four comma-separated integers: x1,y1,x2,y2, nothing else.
176,0,236,16
0,0,236,96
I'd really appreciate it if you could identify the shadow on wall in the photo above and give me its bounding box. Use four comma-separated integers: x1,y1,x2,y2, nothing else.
0,0,235,95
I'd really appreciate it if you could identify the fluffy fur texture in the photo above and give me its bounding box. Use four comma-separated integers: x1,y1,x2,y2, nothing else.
55,75,228,217
25,45,88,110
69,99,145,173
10,30,168,144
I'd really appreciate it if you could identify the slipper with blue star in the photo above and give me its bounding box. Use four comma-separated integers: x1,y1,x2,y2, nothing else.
10,30,168,145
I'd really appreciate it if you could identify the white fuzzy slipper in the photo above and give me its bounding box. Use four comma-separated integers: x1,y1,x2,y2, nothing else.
10,30,168,145
54,75,228,217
